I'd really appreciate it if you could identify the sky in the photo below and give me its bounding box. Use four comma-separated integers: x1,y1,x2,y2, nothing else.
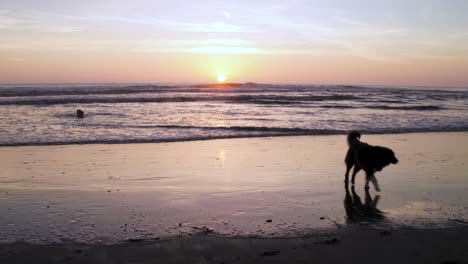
1,0,468,86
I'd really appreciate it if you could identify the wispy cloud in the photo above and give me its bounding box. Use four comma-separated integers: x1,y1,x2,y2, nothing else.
131,38,259,54
0,10,246,34
1,1,467,63
173,21,243,33
181,46,267,54
0,10,84,32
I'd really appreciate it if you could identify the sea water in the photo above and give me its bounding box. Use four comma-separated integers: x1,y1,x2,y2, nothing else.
1,83,467,146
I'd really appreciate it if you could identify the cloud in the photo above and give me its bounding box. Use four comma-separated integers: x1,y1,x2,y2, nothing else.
332,16,407,37
181,46,267,54
1,2,466,63
130,38,259,54
174,39,253,46
182,22,242,33
447,32,468,40
130,37,350,55
0,11,84,32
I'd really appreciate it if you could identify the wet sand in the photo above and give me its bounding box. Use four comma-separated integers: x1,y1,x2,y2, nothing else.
2,227,468,264
1,132,468,262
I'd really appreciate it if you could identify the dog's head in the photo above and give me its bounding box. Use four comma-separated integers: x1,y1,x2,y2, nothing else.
347,130,361,146
387,149,398,164
378,147,399,167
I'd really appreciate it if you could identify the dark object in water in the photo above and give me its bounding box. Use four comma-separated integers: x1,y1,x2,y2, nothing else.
76,109,84,118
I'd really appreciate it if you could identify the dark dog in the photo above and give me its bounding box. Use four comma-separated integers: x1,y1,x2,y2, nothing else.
344,131,398,191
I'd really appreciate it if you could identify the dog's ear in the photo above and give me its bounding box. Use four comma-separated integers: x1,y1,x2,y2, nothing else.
348,130,361,140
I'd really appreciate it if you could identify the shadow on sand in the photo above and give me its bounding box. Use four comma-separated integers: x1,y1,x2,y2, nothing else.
344,183,385,224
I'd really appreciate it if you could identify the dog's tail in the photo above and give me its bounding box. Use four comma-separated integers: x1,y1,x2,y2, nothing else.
347,130,361,146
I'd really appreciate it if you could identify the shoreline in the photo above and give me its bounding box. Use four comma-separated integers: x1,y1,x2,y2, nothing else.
1,130,468,148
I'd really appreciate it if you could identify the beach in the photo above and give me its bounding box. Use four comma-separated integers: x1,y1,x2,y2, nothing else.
3,0,468,262
1,132,468,263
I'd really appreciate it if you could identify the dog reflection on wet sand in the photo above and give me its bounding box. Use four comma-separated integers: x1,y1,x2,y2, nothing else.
344,183,385,223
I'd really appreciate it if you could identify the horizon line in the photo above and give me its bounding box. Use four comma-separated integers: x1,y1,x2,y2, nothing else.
0,81,467,89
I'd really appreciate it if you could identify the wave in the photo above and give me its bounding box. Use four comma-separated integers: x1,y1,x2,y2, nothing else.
2,126,468,147
2,83,466,98
0,85,163,97
365,105,443,111
0,83,322,96
0,83,310,97
0,94,359,106
96,124,339,133
305,104,443,111
0,95,446,112
92,124,468,134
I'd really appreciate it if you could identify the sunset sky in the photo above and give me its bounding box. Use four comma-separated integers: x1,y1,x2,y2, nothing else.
1,0,467,86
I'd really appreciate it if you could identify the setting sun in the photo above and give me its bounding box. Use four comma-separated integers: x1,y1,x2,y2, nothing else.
217,74,226,83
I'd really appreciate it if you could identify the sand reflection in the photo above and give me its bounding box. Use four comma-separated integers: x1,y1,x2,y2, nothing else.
344,183,385,224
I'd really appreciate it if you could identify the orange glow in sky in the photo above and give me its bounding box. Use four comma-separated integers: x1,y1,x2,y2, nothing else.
1,1,468,87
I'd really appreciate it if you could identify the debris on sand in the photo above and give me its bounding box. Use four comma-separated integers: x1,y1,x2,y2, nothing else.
316,238,340,245
448,219,468,225
191,226,214,235
127,238,145,242
379,230,392,236
261,250,280,256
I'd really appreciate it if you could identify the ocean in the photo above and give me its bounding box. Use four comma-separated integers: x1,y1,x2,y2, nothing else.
1,83,467,146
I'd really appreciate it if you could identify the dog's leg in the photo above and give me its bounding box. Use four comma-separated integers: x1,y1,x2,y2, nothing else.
344,148,354,182
369,175,381,192
364,170,373,190
351,165,361,184
345,166,351,182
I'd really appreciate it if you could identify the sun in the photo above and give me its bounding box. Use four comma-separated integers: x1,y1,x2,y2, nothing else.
217,73,226,83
